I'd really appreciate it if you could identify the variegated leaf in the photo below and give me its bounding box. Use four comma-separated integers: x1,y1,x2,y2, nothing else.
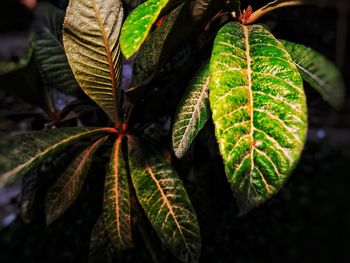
0,127,116,187
63,0,124,123
280,39,345,109
128,137,201,263
45,136,109,224
209,22,307,212
103,136,133,249
172,63,210,158
120,0,170,59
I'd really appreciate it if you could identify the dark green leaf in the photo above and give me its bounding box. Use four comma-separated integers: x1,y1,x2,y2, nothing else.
45,136,108,224
209,22,307,212
63,0,124,123
172,63,210,158
128,137,201,263
34,3,78,96
90,216,115,263
280,39,345,109
103,136,133,249
0,127,116,187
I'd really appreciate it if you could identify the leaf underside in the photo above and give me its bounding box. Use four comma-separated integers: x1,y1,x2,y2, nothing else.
280,39,345,109
34,3,78,96
45,136,108,225
128,137,201,263
209,22,307,212
120,0,170,59
63,0,124,122
0,127,115,187
103,136,133,249
172,63,210,158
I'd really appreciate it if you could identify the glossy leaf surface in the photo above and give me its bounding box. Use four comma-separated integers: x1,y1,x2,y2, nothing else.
63,0,124,122
209,22,307,212
120,0,170,59
128,137,201,263
0,127,116,187
103,136,133,249
34,3,78,96
172,63,210,158
280,39,345,109
45,136,108,224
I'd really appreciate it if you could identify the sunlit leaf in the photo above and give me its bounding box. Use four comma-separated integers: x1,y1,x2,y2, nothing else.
209,22,307,212
128,137,201,263
45,136,109,224
34,2,78,96
280,39,345,109
63,0,124,123
172,63,210,158
103,136,133,249
120,0,170,59
0,127,116,187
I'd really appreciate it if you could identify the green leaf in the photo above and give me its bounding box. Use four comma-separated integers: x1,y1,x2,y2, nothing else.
209,22,307,212
280,39,345,109
0,127,116,187
34,3,78,96
172,63,210,158
128,137,201,263
103,136,133,249
63,0,124,123
90,216,115,263
131,3,183,87
120,0,170,59
45,136,108,224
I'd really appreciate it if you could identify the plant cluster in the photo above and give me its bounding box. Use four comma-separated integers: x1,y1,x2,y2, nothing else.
0,0,345,262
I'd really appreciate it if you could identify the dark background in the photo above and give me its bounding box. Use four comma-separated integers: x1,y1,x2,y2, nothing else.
0,0,349,262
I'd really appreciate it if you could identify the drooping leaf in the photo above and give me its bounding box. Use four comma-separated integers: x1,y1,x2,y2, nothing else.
209,22,307,212
34,3,78,96
45,136,108,224
63,0,124,123
0,127,116,187
172,63,210,158
103,136,133,249
128,137,201,263
90,216,115,263
280,39,345,109
120,0,171,59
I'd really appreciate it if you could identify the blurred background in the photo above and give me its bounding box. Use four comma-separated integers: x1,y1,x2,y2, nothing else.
0,0,349,262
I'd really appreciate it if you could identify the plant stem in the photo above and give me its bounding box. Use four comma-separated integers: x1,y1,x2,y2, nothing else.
244,0,305,24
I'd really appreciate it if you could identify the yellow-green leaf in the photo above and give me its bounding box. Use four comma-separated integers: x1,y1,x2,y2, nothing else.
0,127,116,187
45,136,108,225
63,0,124,123
128,137,201,263
280,39,345,109
103,136,133,249
209,22,307,212
120,0,170,59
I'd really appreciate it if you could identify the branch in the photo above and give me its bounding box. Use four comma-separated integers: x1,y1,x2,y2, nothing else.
244,0,305,24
